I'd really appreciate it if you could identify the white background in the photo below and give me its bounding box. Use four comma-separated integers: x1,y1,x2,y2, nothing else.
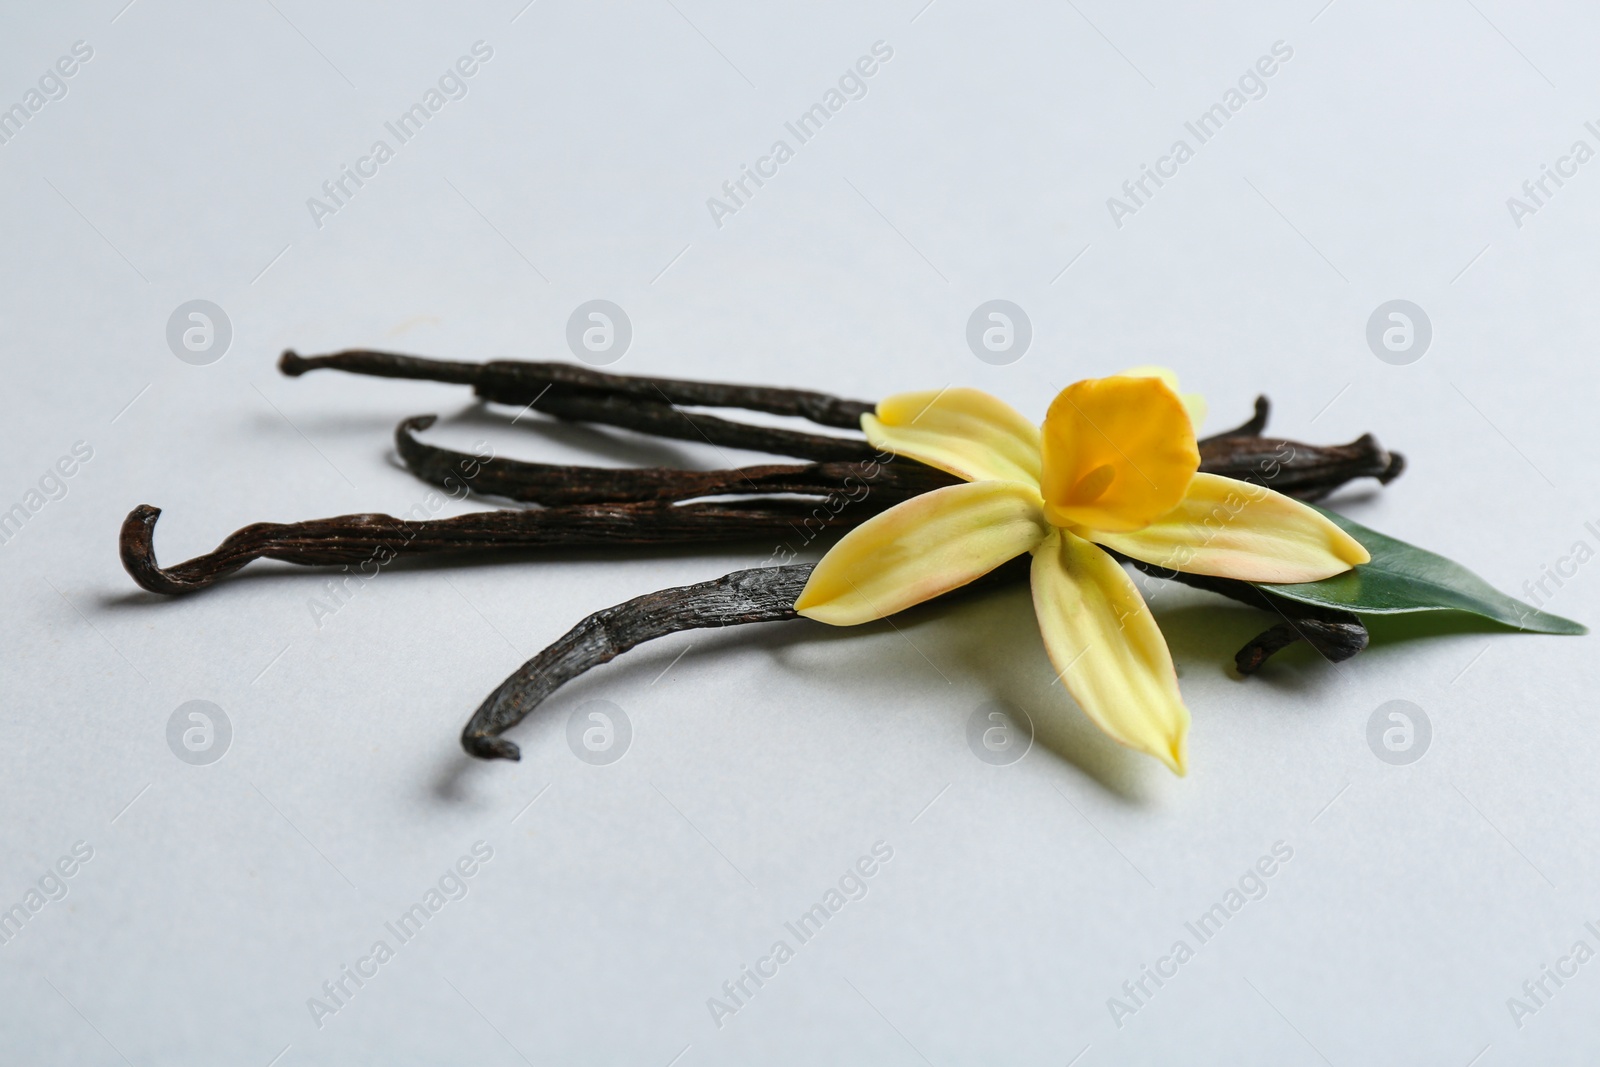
3,1,1599,1063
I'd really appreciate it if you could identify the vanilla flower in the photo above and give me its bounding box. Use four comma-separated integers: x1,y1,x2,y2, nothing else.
794,372,1368,774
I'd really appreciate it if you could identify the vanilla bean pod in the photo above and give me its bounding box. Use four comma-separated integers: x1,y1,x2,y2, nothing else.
396,414,956,505
1200,432,1403,502
462,559,1032,760
462,563,818,760
119,499,870,596
504,385,878,462
279,349,874,428
282,350,877,463
461,556,1367,760
397,394,1403,507
1196,395,1403,501
1200,396,1271,441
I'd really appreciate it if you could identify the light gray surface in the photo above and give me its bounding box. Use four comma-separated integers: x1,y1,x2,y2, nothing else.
3,1,1598,1063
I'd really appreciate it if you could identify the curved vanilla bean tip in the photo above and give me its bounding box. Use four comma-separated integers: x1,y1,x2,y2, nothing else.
1234,616,1368,674
121,505,187,594
119,503,372,594
396,412,438,438
1200,395,1270,443
463,735,523,761
1356,434,1406,484
120,504,274,595
462,564,815,760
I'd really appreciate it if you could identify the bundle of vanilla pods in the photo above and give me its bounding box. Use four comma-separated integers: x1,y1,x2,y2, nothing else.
121,350,1404,761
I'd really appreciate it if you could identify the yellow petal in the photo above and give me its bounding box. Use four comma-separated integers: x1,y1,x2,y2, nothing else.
863,388,1041,488
1030,530,1189,775
1118,365,1207,431
1039,376,1200,534
1088,473,1370,583
795,481,1048,625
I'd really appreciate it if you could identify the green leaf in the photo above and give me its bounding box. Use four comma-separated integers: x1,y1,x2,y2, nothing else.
1255,506,1587,635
